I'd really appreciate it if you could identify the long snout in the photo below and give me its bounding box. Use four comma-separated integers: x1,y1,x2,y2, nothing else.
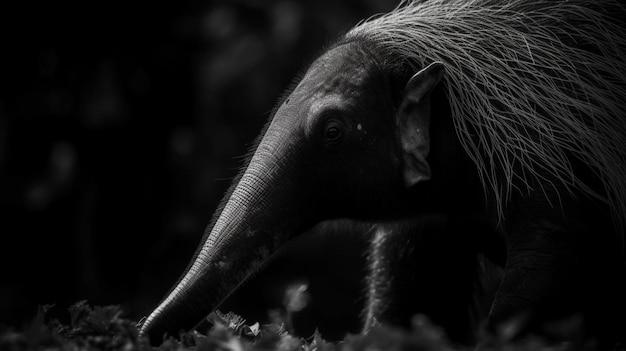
138,214,282,343
138,252,234,343
139,116,308,344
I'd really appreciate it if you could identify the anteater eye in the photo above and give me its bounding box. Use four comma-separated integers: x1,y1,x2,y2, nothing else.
324,120,344,144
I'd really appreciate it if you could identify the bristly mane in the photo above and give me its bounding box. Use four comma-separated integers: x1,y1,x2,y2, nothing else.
346,0,626,237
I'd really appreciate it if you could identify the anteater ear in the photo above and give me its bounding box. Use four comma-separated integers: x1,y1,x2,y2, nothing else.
397,61,445,188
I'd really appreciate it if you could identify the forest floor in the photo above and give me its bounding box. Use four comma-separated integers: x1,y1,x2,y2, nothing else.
0,301,609,351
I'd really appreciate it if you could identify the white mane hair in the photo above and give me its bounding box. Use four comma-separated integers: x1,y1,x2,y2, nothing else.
347,0,626,236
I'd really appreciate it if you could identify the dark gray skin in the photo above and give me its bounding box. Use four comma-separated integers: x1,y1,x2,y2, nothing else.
362,215,504,344
215,217,502,343
139,39,626,346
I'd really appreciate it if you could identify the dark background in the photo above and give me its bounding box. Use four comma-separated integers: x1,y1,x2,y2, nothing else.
0,0,398,337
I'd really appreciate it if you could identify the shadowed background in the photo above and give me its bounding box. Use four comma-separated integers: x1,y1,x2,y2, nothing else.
0,0,398,338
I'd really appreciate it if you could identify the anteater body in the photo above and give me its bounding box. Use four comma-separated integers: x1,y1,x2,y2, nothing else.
140,0,626,346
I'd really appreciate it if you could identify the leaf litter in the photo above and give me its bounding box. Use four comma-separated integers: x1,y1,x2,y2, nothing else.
0,301,609,351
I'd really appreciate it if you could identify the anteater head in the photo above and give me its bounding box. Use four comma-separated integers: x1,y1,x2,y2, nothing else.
138,38,453,344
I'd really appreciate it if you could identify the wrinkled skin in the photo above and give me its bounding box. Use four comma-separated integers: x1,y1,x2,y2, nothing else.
139,39,626,346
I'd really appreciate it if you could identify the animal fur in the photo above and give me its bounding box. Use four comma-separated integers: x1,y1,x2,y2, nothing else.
346,0,626,236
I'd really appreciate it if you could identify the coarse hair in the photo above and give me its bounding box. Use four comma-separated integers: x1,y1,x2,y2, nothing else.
346,0,626,237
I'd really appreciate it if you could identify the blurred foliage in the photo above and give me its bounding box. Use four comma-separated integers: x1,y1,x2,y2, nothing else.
0,302,601,351
0,0,397,329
